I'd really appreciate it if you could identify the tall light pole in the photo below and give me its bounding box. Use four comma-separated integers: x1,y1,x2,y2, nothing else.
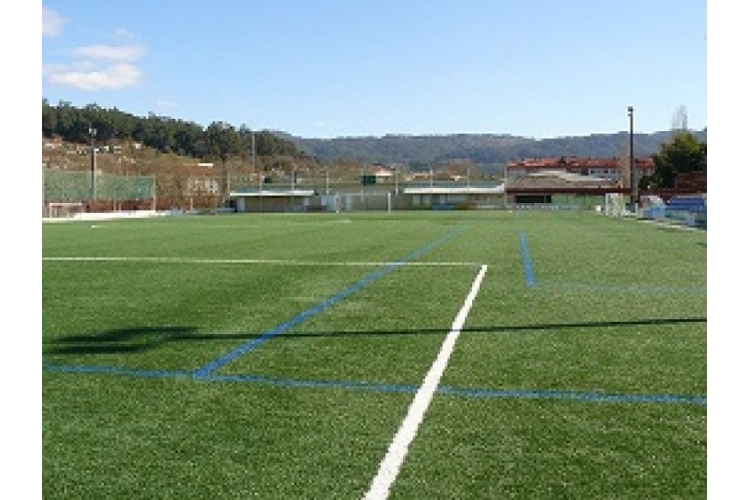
251,130,256,176
628,106,636,206
253,131,263,212
502,160,509,209
89,126,97,203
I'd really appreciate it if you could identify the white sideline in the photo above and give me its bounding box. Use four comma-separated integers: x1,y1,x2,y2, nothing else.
363,264,488,500
42,210,166,223
42,256,480,267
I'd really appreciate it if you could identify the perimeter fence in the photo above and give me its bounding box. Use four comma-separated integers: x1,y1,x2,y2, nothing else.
43,169,156,216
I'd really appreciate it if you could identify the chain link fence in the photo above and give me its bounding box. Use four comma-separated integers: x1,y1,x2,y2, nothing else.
43,169,156,217
44,169,156,202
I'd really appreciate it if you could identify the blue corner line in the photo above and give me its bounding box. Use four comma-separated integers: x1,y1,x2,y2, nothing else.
520,232,536,287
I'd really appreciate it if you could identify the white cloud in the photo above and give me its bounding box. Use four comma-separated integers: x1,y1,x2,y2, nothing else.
42,5,146,92
73,44,146,63
46,41,146,91
42,6,65,37
48,63,142,91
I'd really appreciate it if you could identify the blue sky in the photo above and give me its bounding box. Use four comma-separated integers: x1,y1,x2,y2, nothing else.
41,1,706,139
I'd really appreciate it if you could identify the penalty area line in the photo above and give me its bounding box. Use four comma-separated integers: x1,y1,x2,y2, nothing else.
363,264,488,500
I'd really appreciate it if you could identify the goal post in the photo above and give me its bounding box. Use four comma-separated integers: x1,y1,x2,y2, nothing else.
604,193,626,217
46,202,85,219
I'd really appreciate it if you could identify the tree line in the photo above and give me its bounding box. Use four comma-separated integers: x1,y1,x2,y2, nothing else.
42,99,307,163
43,99,707,190
288,130,708,176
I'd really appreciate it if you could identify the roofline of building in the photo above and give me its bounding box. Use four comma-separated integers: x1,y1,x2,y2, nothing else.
229,189,316,198
506,157,655,169
506,187,629,195
402,186,505,195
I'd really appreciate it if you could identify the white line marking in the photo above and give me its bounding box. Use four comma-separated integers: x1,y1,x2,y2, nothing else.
363,264,488,500
42,256,480,267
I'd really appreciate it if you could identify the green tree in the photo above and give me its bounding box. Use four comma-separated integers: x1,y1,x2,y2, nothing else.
42,99,57,137
41,99,306,162
203,121,239,163
646,132,707,188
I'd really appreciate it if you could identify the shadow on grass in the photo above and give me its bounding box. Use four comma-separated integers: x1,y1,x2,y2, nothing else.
215,316,708,340
45,326,201,355
45,317,706,356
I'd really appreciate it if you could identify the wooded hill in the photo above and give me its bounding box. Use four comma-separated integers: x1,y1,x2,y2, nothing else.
43,99,706,176
284,129,708,174
42,100,307,163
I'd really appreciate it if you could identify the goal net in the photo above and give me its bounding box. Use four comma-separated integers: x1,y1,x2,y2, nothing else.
604,193,626,217
46,202,85,219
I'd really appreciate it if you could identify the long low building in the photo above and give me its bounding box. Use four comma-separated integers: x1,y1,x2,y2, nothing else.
402,184,505,209
504,170,623,205
229,188,317,213
230,184,507,212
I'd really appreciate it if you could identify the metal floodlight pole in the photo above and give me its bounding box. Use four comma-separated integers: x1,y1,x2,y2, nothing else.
628,106,636,206
291,164,296,212
252,131,263,213
89,126,97,202
251,130,256,173
504,160,511,208
430,167,434,207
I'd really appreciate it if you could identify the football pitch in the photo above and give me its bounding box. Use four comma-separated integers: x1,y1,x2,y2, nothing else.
42,210,707,499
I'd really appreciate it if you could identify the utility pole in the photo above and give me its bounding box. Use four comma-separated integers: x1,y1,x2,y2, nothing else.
502,162,508,209
253,131,262,213
628,106,637,207
251,130,256,174
89,126,97,204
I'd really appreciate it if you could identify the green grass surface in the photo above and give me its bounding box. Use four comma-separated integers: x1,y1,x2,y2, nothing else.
43,211,706,498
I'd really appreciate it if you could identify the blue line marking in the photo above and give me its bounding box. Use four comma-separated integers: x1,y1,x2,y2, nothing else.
520,232,536,287
437,385,706,405
539,282,707,295
43,362,193,380
207,374,417,394
43,363,706,406
192,226,468,378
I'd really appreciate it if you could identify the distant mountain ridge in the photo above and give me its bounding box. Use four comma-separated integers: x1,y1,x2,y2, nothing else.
282,129,707,174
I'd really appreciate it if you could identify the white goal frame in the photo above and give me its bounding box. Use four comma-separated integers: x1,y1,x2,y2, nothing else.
604,193,626,217
46,202,85,219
